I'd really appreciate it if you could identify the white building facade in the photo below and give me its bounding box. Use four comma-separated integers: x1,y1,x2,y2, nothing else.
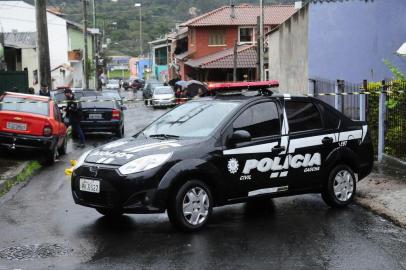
0,1,70,89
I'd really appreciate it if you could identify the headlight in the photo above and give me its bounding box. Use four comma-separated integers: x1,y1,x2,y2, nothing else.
118,153,172,175
73,150,91,170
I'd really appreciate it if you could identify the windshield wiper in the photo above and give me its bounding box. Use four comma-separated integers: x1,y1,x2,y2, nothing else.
149,134,180,139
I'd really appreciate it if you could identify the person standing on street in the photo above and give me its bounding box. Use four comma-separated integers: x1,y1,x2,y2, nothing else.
39,83,50,96
64,88,85,148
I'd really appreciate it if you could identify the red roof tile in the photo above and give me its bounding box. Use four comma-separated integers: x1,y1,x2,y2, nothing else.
181,5,296,27
185,45,257,69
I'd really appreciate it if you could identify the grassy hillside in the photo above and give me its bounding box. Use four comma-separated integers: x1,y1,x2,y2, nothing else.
17,0,296,56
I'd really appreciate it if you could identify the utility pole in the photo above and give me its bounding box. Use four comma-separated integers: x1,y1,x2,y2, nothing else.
92,0,99,90
35,0,52,89
259,0,264,81
135,3,142,57
256,16,260,81
82,0,89,89
233,40,237,82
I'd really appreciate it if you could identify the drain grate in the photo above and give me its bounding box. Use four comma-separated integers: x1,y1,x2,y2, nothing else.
0,243,72,261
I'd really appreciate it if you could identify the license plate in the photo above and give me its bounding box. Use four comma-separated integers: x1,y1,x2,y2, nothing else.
6,122,27,131
89,114,102,120
79,178,100,193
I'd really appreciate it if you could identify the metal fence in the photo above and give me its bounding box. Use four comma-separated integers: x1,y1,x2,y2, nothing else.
311,78,406,162
385,81,406,160
311,78,362,120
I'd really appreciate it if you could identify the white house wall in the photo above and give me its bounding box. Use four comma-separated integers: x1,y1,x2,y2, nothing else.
268,5,309,94
21,48,39,91
0,1,69,87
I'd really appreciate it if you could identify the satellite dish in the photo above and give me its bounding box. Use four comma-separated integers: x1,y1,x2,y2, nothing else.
396,42,406,56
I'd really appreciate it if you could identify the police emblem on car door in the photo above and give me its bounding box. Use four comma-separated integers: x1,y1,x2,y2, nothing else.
222,101,287,198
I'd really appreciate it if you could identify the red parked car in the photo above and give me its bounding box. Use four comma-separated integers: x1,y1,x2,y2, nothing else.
0,92,68,164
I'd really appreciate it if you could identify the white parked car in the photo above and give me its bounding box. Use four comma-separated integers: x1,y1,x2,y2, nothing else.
152,86,175,108
106,79,120,89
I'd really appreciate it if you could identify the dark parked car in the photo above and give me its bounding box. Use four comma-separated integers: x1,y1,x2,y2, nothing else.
70,82,373,231
131,79,145,91
51,89,101,109
77,96,125,138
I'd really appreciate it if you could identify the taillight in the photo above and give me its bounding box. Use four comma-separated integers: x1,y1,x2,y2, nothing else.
112,109,120,120
43,125,52,137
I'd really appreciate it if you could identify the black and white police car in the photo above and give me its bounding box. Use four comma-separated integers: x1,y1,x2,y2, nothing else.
70,81,374,231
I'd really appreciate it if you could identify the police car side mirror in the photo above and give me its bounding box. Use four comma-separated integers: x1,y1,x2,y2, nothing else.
229,130,251,145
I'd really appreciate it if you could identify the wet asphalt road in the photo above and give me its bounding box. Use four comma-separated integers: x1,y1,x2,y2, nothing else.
0,91,406,270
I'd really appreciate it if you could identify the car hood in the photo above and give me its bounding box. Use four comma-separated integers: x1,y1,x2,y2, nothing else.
84,137,198,166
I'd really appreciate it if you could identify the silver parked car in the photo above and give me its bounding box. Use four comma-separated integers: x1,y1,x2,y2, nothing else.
105,79,120,89
151,86,175,108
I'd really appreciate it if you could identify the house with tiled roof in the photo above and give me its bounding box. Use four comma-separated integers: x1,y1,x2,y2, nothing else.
170,4,297,82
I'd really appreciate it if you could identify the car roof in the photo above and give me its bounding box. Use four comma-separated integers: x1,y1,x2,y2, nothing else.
195,91,317,105
3,92,50,102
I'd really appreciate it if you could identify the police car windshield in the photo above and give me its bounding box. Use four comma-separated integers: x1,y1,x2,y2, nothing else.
142,101,239,138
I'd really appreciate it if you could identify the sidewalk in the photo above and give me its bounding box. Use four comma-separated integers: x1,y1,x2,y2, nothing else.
0,157,40,197
356,158,406,228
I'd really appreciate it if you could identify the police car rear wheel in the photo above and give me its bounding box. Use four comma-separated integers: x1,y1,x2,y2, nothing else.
167,180,213,231
322,165,356,207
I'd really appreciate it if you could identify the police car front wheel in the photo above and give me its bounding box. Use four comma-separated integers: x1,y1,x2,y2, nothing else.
322,165,356,208
167,180,213,231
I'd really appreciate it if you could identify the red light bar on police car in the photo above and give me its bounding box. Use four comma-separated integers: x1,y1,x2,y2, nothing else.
208,80,279,91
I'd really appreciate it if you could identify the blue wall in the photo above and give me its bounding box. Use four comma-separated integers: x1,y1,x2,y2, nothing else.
308,0,406,83
137,59,151,79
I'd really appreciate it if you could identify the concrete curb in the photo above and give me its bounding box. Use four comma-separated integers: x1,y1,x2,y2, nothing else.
355,197,406,229
0,161,41,197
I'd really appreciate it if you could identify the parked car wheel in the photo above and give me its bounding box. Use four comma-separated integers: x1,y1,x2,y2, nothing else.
96,208,123,217
322,165,356,208
167,180,213,232
115,126,124,138
58,136,67,156
44,145,58,165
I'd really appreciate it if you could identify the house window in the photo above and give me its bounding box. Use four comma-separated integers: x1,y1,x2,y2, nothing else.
190,29,196,45
208,30,225,46
239,27,254,43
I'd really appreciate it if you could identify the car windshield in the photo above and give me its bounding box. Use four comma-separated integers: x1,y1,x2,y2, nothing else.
80,97,115,109
102,92,121,100
108,80,119,84
142,101,239,138
0,96,49,116
154,87,173,95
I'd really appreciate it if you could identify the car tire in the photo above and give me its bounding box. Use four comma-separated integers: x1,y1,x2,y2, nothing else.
322,165,356,208
58,136,67,156
44,145,58,166
96,208,123,217
115,126,124,138
167,180,213,232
